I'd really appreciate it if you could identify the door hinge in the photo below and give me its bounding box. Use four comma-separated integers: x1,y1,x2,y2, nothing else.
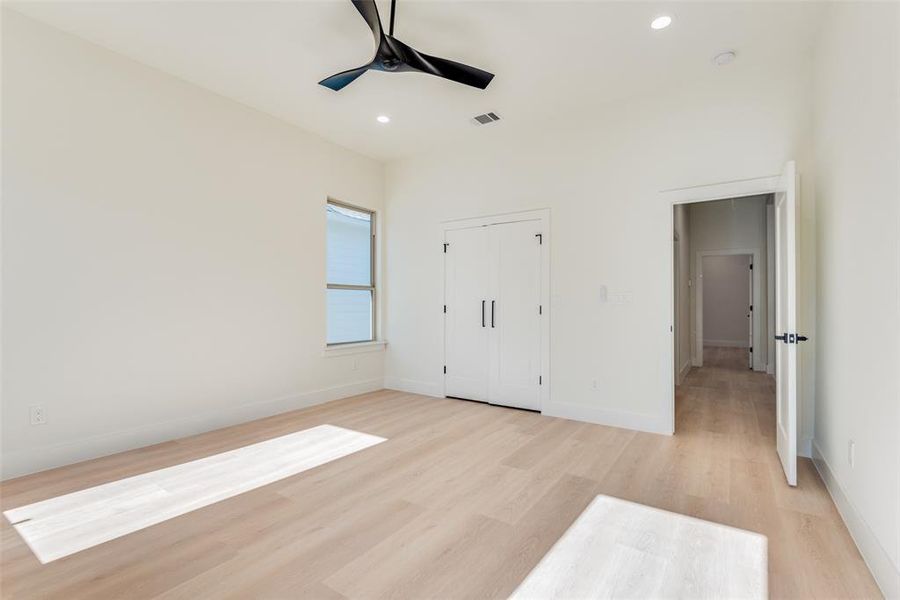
443,243,449,253
535,233,543,244
750,263,753,270
443,305,447,313
750,347,753,353
538,305,542,315
539,375,542,385
443,365,447,374
749,304,753,311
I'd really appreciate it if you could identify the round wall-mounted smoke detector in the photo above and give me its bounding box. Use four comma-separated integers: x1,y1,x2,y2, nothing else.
713,51,737,66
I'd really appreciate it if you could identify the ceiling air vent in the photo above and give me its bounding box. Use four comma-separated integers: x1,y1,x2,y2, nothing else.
472,112,501,125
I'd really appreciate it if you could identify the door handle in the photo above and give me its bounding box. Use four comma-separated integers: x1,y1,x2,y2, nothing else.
482,300,486,328
775,333,809,344
491,300,495,328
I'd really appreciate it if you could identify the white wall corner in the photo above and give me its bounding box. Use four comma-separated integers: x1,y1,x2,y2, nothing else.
677,361,692,386
383,377,443,398
542,402,673,435
1,378,385,481
812,441,900,599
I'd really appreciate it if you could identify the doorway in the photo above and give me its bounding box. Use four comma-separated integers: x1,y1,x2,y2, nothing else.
666,164,801,486
698,252,755,370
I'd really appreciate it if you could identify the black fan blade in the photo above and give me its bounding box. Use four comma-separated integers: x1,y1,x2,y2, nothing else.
414,52,494,89
351,0,383,43
387,37,494,89
319,64,371,91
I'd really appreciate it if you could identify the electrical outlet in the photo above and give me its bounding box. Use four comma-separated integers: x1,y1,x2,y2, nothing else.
848,440,855,468
29,405,46,425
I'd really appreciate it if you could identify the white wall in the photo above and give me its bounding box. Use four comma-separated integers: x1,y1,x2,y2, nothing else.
383,59,815,436
702,254,751,347
811,2,900,596
688,196,769,369
673,205,691,383
1,11,385,478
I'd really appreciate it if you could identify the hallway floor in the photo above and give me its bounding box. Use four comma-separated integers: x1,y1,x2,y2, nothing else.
677,346,881,598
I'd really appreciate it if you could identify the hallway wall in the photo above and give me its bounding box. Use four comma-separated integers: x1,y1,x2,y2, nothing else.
702,254,751,347
687,196,769,371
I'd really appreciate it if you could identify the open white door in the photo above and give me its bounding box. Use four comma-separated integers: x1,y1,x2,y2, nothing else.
775,161,798,486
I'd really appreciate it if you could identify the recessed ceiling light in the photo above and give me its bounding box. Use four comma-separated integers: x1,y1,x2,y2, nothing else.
650,15,672,30
376,115,391,124
713,51,737,66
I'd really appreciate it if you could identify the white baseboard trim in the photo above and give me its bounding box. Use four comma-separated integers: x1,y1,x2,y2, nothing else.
1,378,385,481
383,377,443,398
542,402,672,435
384,379,672,438
703,339,750,348
812,441,900,599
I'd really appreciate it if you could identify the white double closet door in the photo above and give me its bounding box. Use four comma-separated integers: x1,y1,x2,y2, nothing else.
444,218,542,411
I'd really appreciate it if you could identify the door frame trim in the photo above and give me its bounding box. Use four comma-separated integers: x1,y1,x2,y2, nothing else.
662,173,782,435
441,208,551,411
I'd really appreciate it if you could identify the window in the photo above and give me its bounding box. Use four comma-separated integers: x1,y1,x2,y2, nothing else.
326,200,375,345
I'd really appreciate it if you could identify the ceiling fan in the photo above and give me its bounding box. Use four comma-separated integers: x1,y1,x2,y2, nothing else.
319,0,495,91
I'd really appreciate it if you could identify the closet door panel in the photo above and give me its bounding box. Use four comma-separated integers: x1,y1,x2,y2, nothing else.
444,226,489,402
489,220,542,410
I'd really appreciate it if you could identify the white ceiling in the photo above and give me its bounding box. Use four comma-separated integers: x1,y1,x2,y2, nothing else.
9,0,823,161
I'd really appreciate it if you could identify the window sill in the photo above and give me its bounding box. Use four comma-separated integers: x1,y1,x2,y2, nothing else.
322,340,387,357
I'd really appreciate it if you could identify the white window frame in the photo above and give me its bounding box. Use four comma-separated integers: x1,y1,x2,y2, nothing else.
326,199,376,346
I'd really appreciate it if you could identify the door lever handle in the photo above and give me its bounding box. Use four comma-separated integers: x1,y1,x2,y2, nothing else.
775,333,809,344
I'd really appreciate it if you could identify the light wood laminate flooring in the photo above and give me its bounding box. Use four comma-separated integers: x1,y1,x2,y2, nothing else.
0,354,881,598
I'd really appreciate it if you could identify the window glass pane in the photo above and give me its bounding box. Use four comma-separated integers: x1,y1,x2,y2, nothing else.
327,204,371,286
327,289,373,344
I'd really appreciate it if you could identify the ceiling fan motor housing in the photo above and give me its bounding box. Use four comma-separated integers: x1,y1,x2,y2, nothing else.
381,57,401,71
318,0,494,91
